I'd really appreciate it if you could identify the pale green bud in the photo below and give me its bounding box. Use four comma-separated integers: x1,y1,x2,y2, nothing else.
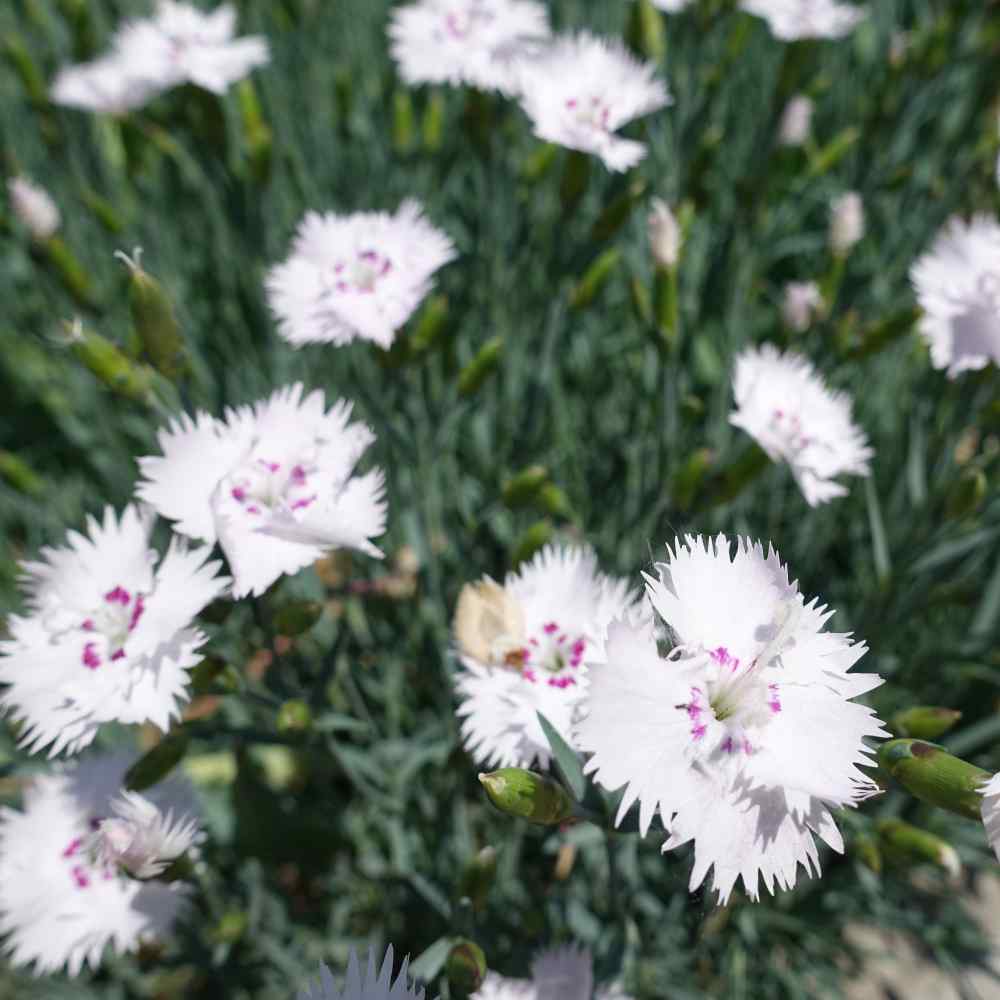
891,706,962,741
878,739,989,821
877,818,960,878
478,768,574,826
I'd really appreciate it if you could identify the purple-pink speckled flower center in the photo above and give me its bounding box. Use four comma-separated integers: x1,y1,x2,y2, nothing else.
61,818,114,889
507,620,586,690
78,585,147,670
330,250,394,296
228,457,318,519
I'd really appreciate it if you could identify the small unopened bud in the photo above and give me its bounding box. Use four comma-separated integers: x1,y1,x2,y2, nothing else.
453,580,525,665
878,739,989,821
647,198,681,270
777,95,813,147
512,519,553,568
276,699,312,734
538,483,572,519
781,281,822,332
877,819,961,878
457,336,503,397
272,600,323,637
502,465,550,508
458,846,497,911
945,468,987,521
409,294,449,354
478,768,574,825
569,248,621,311
891,706,962,741
116,248,187,380
446,939,487,996
67,319,155,402
829,192,864,257
7,177,60,240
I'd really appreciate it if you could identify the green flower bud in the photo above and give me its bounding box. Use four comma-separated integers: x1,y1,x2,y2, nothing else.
68,320,156,402
237,80,273,184
125,731,190,792
626,0,666,63
457,336,503,397
891,706,962,741
512,519,553,568
878,739,989,821
538,483,573,520
211,910,249,945
276,699,312,734
478,768,574,826
945,468,987,521
877,818,960,877
521,142,558,183
409,294,450,354
458,845,497,911
116,250,187,380
392,89,415,154
446,940,487,997
591,177,647,243
272,600,324,637
422,92,446,152
502,465,549,508
569,248,621,311
853,832,882,874
43,237,94,308
0,450,45,498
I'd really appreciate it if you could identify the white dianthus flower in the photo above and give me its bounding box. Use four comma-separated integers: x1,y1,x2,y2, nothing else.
741,0,866,40
299,947,424,1000
266,200,457,349
0,752,197,976
87,790,200,880
578,535,887,906
114,1,269,96
51,2,268,113
389,0,550,94
473,945,630,1000
781,280,822,332
777,94,813,146
6,177,61,240
454,546,645,770
910,215,1000,378
514,33,670,172
829,191,865,256
0,505,228,756
980,774,1000,862
137,384,387,598
729,344,872,506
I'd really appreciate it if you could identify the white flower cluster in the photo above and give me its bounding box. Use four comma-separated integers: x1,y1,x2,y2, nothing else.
51,1,268,113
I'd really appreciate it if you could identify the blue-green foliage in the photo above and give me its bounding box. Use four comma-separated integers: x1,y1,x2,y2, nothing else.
1,0,999,996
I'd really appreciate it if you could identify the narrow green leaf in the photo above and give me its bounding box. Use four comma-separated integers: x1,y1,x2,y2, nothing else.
537,711,586,801
409,935,455,983
865,479,891,585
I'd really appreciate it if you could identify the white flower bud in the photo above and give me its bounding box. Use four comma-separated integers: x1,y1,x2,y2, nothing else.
781,281,822,332
647,198,681,269
829,191,864,257
778,95,813,147
87,790,199,879
453,579,526,666
7,177,60,241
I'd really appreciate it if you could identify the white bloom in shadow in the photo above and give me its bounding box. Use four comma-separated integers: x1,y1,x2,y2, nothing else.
741,0,866,41
389,0,550,94
87,790,200,880
473,945,629,1000
137,384,386,598
981,773,1000,862
0,752,197,976
299,947,423,1000
51,1,268,112
266,200,457,349
0,505,228,756
730,344,872,506
455,546,646,770
514,33,670,172
577,535,887,905
910,215,1000,378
